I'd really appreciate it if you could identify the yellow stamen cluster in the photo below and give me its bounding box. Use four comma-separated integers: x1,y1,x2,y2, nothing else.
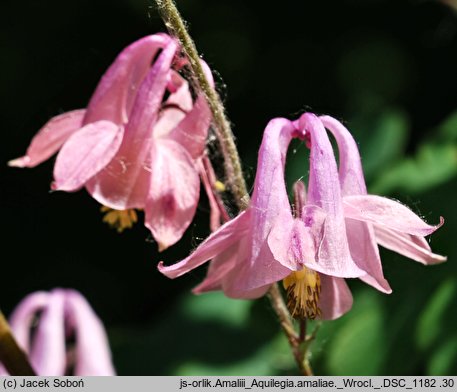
214,180,226,192
283,267,322,320
100,206,138,233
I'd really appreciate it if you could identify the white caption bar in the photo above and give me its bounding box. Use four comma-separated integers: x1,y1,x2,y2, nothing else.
0,376,455,391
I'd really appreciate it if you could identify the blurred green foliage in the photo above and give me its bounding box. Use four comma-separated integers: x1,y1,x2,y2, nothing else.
369,111,457,194
2,0,457,376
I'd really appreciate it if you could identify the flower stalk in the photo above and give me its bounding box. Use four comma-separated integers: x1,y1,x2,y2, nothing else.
268,284,315,376
0,310,36,376
155,0,249,209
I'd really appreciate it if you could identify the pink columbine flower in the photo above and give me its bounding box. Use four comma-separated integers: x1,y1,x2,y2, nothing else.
159,112,445,320
0,289,115,376
9,34,213,250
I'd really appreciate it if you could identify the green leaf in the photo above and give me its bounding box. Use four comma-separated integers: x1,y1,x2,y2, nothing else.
360,109,409,180
181,291,251,328
416,279,457,350
438,110,457,142
174,334,294,376
109,293,285,375
326,291,386,375
427,335,457,375
370,143,457,195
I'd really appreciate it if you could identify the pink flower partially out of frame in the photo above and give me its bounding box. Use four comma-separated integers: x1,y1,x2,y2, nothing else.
9,34,214,250
159,113,445,320
0,289,115,376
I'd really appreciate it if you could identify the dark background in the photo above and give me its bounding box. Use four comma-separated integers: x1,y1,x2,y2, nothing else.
1,0,457,375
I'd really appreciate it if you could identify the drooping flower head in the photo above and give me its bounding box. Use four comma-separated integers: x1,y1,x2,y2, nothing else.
0,289,115,376
9,34,215,250
159,112,445,320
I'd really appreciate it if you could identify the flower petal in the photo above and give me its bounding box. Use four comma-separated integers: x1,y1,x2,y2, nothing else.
84,34,172,124
197,157,226,231
318,116,392,292
65,290,116,375
299,113,366,278
343,195,444,236
224,281,270,299
8,292,50,354
375,225,447,265
165,71,194,111
153,71,193,139
268,215,304,270
30,289,66,376
167,94,211,158
195,242,271,297
122,39,178,141
144,140,200,250
319,275,353,320
192,249,239,294
319,115,367,195
249,118,296,260
8,110,86,168
220,118,298,291
198,59,216,87
268,206,326,271
158,210,250,278
195,240,272,298
0,292,51,375
227,235,291,293
53,121,123,192
86,40,178,209
165,57,213,158
345,219,392,293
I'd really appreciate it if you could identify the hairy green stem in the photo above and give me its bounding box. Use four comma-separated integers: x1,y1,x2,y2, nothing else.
0,310,36,376
155,0,248,209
